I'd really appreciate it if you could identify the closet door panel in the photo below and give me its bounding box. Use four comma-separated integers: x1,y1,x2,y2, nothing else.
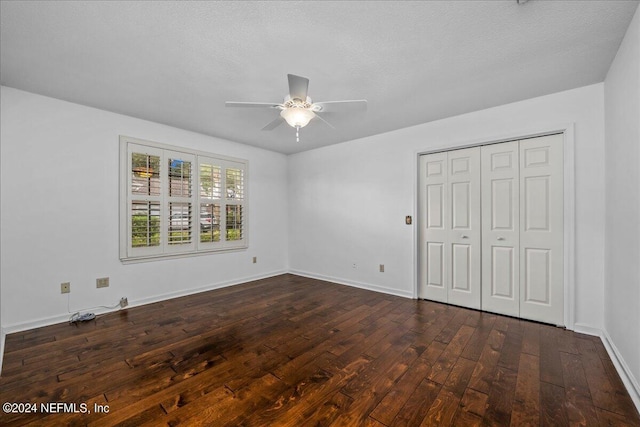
481,141,520,317
492,246,516,298
419,152,449,302
519,134,564,325
447,148,481,309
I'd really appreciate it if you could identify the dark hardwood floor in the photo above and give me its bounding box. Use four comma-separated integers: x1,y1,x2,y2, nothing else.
1,274,638,426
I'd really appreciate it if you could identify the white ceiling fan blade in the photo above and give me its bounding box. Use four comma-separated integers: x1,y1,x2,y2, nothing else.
225,101,282,109
287,74,309,101
261,117,284,131
313,113,335,130
314,100,367,113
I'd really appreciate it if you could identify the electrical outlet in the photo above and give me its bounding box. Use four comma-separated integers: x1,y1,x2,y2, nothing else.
252,256,257,264
96,277,109,288
119,297,128,308
379,264,385,273
61,282,70,294
352,263,357,269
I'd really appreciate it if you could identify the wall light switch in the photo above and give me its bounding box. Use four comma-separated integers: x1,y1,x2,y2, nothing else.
61,282,70,294
379,264,385,273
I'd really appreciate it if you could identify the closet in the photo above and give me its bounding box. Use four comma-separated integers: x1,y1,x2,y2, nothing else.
418,134,564,325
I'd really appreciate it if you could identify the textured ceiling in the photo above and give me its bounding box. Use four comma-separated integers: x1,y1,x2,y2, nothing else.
1,1,638,154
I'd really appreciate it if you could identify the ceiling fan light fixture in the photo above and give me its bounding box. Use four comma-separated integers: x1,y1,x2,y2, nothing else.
280,107,315,128
226,74,366,141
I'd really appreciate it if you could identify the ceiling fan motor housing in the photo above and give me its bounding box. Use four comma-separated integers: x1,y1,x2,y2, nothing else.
283,95,313,109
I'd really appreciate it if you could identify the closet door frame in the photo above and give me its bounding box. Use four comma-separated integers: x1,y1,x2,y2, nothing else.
414,124,575,329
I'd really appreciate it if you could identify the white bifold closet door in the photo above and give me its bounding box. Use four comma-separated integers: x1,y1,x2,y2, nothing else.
480,140,521,317
418,147,481,309
419,134,564,325
518,135,563,324
481,135,563,324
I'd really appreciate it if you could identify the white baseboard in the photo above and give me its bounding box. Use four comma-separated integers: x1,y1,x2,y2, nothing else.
288,269,414,299
1,270,288,335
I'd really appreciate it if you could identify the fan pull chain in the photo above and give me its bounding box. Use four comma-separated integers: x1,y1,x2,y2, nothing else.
296,125,300,143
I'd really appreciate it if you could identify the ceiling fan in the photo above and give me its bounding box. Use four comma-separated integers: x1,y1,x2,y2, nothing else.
225,74,367,142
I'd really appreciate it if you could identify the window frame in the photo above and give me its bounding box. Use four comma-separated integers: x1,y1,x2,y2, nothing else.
119,136,248,263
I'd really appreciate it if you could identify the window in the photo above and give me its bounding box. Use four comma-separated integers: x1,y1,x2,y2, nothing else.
120,136,247,261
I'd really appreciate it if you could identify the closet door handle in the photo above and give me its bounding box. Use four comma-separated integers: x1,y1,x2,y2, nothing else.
497,237,505,241
461,235,469,239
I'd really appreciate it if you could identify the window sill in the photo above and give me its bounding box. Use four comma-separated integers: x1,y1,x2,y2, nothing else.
120,245,248,264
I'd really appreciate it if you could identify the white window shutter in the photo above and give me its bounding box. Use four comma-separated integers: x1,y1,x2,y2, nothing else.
127,143,164,258
164,151,196,254
120,136,248,262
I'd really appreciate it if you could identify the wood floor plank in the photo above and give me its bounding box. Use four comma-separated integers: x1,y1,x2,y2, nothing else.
460,313,496,362
457,387,489,419
298,391,353,427
540,381,569,427
420,357,477,426
576,337,639,419
510,352,540,426
273,317,394,386
244,354,371,427
450,409,482,427
172,373,286,427
521,321,541,357
434,308,470,345
392,379,443,427
598,352,640,422
595,407,640,427
554,327,581,355
330,345,420,425
369,340,446,425
482,365,518,426
420,389,460,426
1,274,638,426
339,333,416,400
497,320,524,372
427,324,475,384
560,351,599,427
540,324,565,387
467,328,506,394
231,369,335,426
443,356,477,398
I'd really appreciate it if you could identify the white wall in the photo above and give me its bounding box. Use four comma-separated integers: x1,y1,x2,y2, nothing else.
0,83,610,341
0,86,289,331
289,83,606,331
604,5,640,406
